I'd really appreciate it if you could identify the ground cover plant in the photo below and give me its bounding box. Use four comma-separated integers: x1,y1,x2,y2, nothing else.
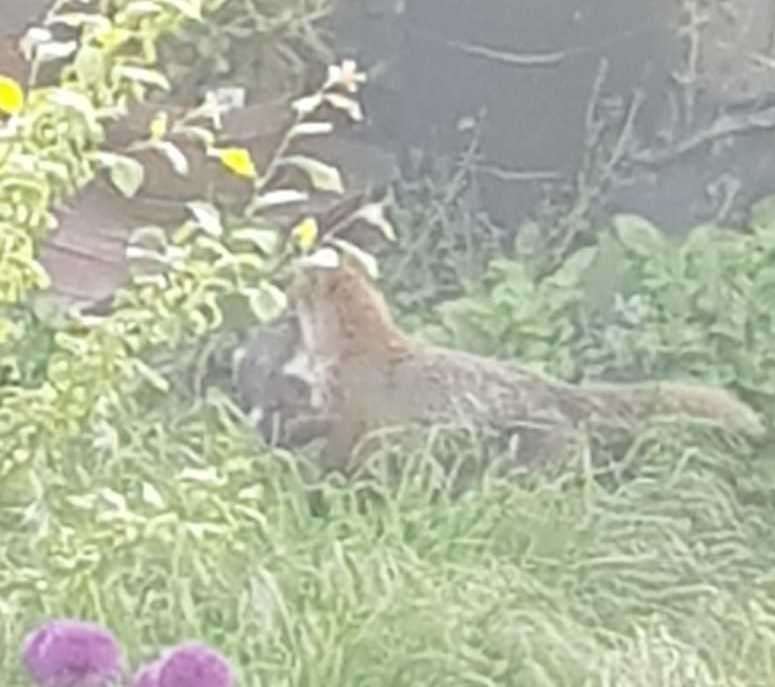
5,197,775,686
3,1,775,686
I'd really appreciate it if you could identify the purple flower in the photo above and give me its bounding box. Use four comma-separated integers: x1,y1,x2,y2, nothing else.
157,643,233,687
131,659,162,687
22,618,123,687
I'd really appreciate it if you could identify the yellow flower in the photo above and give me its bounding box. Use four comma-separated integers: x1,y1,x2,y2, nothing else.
149,111,168,139
210,146,256,178
290,217,319,252
0,75,25,116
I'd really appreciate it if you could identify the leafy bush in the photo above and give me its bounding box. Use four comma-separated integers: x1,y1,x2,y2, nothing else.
4,2,775,685
417,202,775,410
152,0,336,106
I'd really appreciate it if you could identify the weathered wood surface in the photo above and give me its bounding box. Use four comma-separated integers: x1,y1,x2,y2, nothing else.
0,31,397,310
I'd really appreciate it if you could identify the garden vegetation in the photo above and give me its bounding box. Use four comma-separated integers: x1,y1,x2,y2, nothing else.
2,0,775,685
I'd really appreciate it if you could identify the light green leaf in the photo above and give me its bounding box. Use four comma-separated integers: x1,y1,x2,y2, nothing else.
289,121,335,138
0,317,21,345
187,201,223,237
67,494,97,510
128,224,169,249
54,332,88,356
130,139,189,176
34,40,78,63
131,273,167,288
613,213,666,256
112,65,171,92
48,13,112,31
250,189,309,211
95,152,145,198
200,293,223,331
142,482,165,509
329,238,379,279
550,246,598,286
751,194,775,236
121,1,163,18
157,0,203,20
125,245,171,264
73,45,107,84
230,228,280,254
133,358,170,393
179,466,223,484
194,235,231,259
247,282,288,323
171,124,215,147
292,93,323,116
280,155,344,194
324,93,364,121
99,487,129,512
27,259,52,290
353,201,396,241
299,246,340,270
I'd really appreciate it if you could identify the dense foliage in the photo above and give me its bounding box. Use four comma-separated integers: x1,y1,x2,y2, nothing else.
3,1,775,686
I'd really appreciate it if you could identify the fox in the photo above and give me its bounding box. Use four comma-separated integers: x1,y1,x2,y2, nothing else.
287,253,765,473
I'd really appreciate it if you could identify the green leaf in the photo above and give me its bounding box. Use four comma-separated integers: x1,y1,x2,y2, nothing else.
247,282,288,323
95,152,145,197
122,1,164,18
352,202,396,241
72,45,107,84
280,155,344,194
329,238,379,279
299,246,340,270
33,40,78,63
291,93,323,116
48,13,112,31
289,122,335,138
250,189,309,211
324,93,364,122
613,213,666,257
157,0,203,20
27,259,52,291
128,225,170,250
132,358,170,393
187,201,223,237
750,194,775,236
47,89,99,128
142,482,165,509
548,246,597,287
229,227,280,255
112,65,171,92
200,292,224,331
171,124,214,147
130,139,189,176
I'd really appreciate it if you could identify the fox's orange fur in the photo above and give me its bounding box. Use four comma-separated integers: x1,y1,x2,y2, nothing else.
290,256,765,471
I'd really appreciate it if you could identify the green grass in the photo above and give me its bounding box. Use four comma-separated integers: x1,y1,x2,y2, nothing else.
2,396,775,686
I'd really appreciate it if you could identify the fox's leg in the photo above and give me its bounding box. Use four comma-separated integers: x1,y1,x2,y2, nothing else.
320,416,367,475
282,413,334,447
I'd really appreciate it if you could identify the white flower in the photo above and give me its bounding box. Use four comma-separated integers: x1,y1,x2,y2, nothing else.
325,59,367,93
